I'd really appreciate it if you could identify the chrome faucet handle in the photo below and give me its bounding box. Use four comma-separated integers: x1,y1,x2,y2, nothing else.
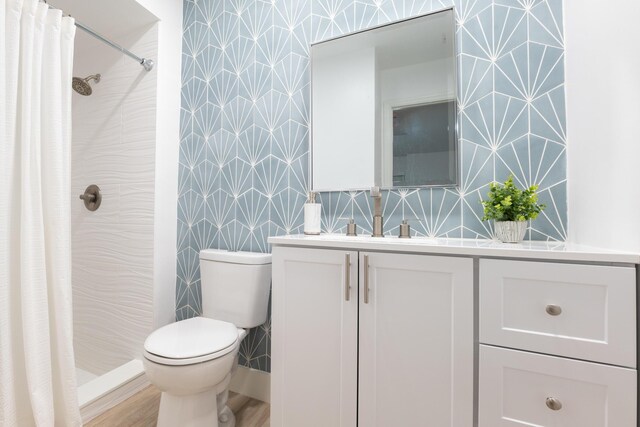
339,217,358,236
397,216,423,239
399,220,411,238
346,219,357,236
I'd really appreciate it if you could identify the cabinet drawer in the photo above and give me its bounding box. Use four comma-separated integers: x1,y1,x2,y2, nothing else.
479,345,637,427
480,259,636,367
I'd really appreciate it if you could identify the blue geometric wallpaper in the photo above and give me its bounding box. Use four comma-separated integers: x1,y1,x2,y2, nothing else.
177,0,567,372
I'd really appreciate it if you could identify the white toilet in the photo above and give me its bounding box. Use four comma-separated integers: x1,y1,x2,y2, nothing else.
143,249,271,427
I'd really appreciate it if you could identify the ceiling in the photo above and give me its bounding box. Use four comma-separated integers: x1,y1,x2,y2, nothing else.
47,0,158,42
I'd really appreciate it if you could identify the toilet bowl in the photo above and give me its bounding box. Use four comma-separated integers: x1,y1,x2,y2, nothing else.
142,250,271,427
143,317,247,427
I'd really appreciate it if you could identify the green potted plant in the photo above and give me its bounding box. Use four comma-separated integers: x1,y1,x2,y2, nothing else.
481,176,546,243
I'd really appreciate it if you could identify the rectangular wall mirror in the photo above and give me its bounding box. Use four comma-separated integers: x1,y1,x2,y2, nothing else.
311,8,457,191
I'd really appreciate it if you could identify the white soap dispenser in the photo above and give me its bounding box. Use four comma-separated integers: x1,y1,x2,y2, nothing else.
304,192,321,235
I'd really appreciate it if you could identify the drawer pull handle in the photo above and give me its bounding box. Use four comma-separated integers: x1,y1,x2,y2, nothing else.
545,304,562,316
545,397,563,411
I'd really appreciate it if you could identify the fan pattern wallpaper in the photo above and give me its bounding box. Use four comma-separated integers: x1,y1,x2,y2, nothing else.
177,0,566,372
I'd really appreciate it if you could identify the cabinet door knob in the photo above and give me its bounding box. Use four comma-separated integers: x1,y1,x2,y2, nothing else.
545,304,562,316
545,397,563,411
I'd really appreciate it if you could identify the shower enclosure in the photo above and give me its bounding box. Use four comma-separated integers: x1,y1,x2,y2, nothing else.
47,0,164,421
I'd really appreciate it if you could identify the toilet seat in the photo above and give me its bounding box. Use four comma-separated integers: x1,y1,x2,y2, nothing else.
144,317,239,366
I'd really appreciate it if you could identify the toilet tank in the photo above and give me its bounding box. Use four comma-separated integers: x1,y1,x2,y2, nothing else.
199,249,272,329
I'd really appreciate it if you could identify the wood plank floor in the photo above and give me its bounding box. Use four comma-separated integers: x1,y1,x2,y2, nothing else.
85,386,270,427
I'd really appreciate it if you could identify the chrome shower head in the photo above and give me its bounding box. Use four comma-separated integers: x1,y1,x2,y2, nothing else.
72,74,101,96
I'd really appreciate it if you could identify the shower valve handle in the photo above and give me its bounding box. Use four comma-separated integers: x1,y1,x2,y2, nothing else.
79,185,102,211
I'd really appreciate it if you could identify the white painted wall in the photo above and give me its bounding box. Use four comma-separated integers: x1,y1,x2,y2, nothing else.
379,58,454,104
134,0,183,329
312,48,376,191
565,0,640,251
71,25,158,374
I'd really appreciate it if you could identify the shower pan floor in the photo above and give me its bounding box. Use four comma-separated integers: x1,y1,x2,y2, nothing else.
77,359,149,423
76,367,98,386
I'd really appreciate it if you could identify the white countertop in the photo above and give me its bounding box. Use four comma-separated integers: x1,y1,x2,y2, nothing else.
268,234,640,264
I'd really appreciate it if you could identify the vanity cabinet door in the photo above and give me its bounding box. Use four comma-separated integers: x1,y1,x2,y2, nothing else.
479,345,637,426
271,247,358,427
358,252,474,427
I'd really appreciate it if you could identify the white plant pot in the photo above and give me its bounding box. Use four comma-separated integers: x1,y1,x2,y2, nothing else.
494,220,527,243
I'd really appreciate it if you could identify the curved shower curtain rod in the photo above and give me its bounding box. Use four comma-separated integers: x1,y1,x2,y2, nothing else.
43,1,155,71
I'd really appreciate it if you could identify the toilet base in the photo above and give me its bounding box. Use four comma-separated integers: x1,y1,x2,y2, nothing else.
158,388,219,427
157,393,236,427
218,405,236,427
157,373,233,427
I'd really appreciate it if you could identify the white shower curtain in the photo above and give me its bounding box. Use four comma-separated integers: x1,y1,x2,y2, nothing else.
0,0,81,425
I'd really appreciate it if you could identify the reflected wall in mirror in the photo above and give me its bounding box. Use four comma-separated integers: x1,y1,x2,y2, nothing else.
311,8,457,191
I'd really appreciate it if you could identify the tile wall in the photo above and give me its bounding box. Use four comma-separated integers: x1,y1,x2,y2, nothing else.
178,0,566,371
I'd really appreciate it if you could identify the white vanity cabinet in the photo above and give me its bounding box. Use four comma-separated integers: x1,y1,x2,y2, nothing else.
269,235,640,427
271,247,474,427
478,259,637,427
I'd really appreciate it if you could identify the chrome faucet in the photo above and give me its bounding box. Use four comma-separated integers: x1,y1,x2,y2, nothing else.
371,187,384,237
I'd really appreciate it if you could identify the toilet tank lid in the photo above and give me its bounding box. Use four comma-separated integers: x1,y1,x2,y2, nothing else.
199,249,272,265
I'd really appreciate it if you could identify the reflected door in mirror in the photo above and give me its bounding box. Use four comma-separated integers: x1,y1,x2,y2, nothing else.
387,100,456,187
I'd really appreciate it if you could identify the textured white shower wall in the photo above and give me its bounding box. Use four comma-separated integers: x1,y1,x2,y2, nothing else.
71,23,158,375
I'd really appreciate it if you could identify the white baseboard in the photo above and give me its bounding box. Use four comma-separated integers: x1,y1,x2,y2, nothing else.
79,359,150,423
230,366,271,403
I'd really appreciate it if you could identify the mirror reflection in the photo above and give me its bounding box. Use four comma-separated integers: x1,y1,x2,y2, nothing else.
389,100,456,187
311,8,457,190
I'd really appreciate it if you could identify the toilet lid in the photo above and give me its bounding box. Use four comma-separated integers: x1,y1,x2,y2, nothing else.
144,317,239,360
